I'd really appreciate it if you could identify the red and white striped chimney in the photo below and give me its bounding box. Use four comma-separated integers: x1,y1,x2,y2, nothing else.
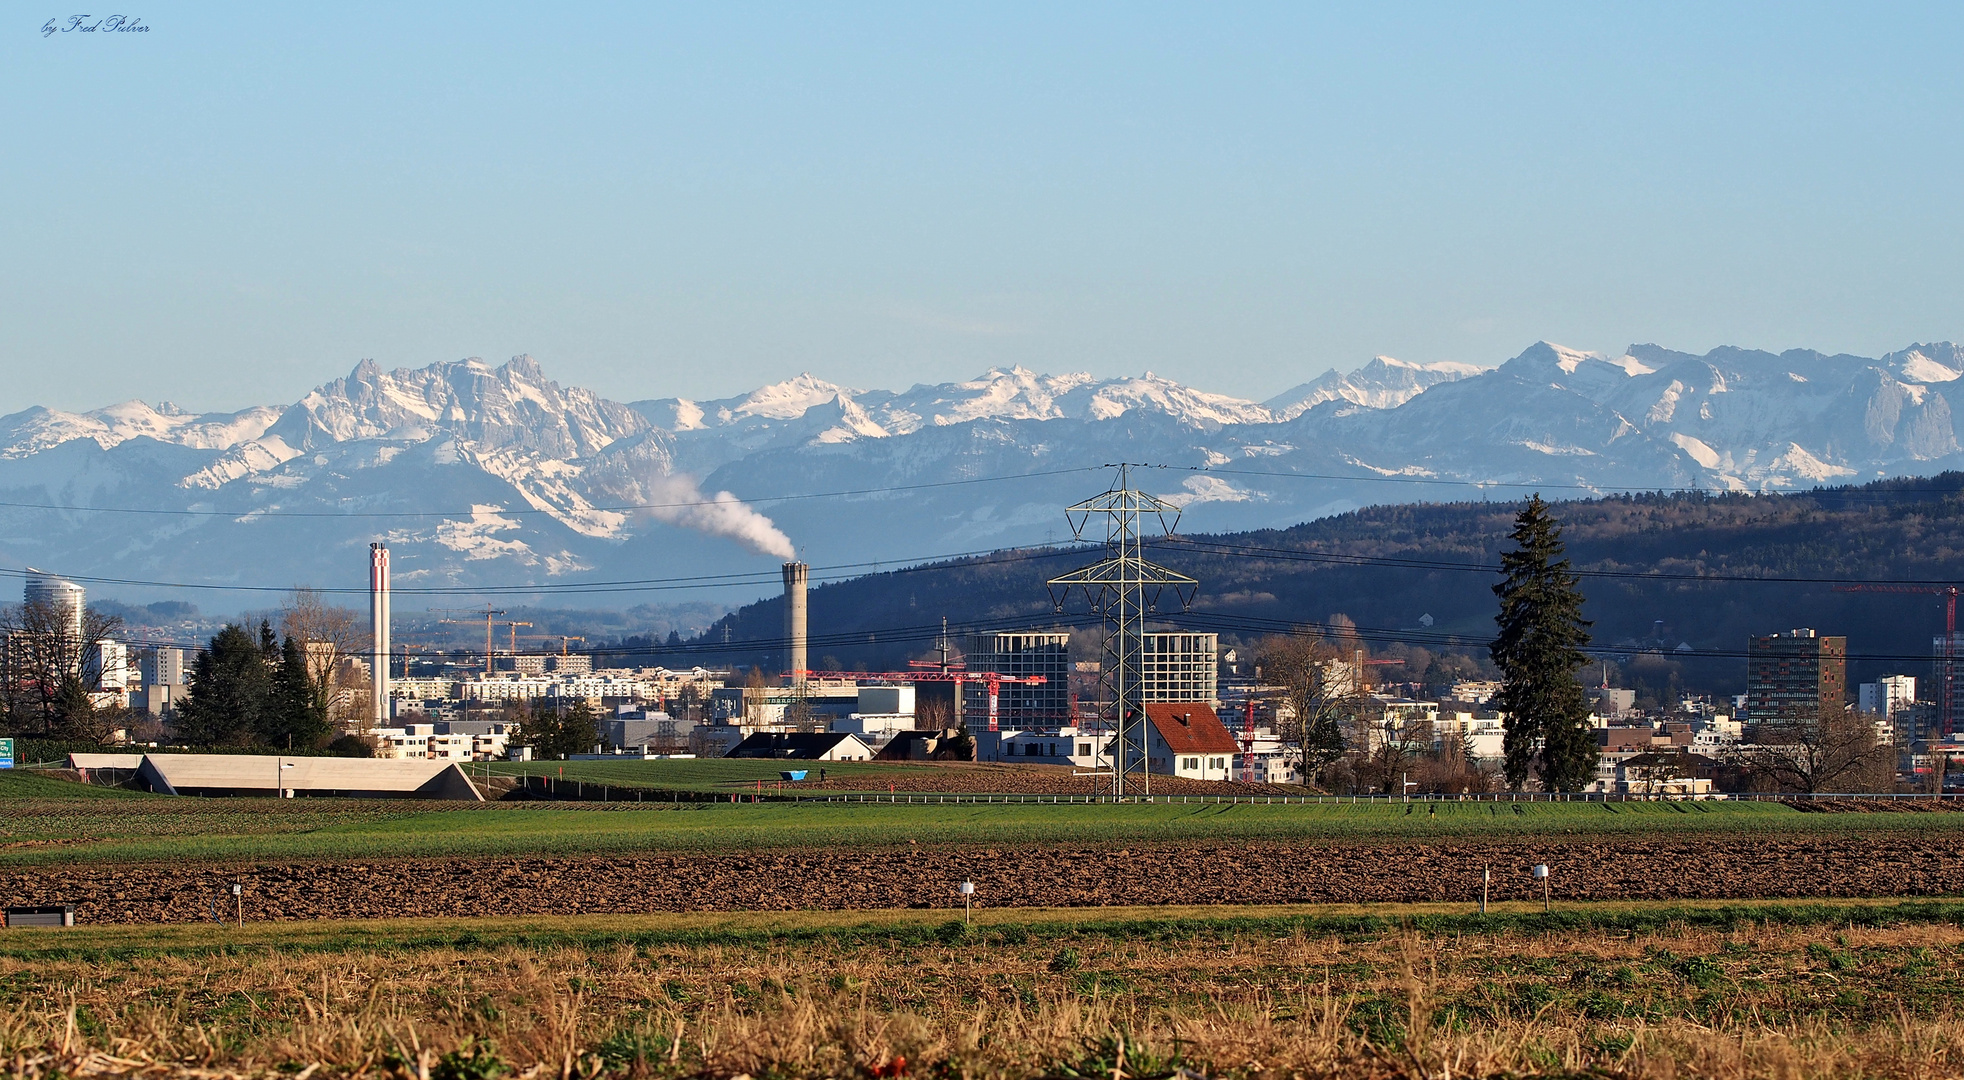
369,542,390,726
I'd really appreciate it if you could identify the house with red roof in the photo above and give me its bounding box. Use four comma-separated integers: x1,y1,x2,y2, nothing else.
1140,702,1239,781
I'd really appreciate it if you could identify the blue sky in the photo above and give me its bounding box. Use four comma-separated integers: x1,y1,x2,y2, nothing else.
5,3,1963,413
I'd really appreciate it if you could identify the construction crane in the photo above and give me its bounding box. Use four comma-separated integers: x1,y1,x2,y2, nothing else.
794,669,1046,732
1833,583,1960,737
433,605,507,676
511,632,591,674
501,621,533,660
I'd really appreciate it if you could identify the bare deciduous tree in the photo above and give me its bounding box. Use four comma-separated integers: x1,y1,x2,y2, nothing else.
1352,705,1431,795
1256,632,1364,784
1415,729,1498,794
0,600,126,742
914,696,954,732
279,588,367,733
1747,703,1893,793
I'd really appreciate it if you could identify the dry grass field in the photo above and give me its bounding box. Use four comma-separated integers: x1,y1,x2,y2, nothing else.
4,902,1964,1079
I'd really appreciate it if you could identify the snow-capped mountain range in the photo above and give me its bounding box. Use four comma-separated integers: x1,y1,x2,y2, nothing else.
1,341,1959,606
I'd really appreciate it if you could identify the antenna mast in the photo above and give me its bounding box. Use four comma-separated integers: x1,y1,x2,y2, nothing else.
1047,464,1198,797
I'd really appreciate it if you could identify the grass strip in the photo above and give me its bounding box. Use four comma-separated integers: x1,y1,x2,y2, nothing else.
5,896,1961,963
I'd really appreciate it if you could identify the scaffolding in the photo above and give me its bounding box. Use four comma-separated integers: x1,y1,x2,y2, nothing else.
1046,464,1198,796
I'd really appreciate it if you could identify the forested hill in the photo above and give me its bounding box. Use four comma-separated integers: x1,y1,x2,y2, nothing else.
638,473,1964,697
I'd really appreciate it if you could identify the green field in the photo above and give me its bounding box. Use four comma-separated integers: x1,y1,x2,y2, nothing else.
1,896,1958,961
4,773,1964,866
486,756,925,792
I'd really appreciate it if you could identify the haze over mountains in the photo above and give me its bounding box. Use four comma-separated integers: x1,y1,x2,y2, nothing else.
2,340,1960,609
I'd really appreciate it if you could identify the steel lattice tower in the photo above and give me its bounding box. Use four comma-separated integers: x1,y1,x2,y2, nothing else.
1047,464,1198,796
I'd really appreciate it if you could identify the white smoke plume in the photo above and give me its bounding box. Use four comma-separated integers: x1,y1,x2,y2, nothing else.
644,473,796,559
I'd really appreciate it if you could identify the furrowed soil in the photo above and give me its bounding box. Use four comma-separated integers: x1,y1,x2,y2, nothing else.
11,830,1964,925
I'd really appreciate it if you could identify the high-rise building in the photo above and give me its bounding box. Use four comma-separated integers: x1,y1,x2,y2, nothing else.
963,632,1071,726
1746,628,1846,720
1858,674,1917,721
1138,631,1219,705
91,640,129,691
139,646,188,687
22,568,84,641
1859,673,1918,744
1930,632,1964,738
134,646,189,717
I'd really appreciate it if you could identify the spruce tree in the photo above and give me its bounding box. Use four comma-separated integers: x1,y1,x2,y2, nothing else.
1489,495,1597,791
264,634,332,749
175,624,270,746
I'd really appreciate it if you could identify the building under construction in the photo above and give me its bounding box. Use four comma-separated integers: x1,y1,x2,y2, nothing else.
960,632,1071,724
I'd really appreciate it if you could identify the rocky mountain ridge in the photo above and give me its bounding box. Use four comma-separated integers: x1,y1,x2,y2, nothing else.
0,340,1959,605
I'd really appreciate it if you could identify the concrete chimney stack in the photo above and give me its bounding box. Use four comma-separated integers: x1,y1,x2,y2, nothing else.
369,542,391,725
782,561,808,686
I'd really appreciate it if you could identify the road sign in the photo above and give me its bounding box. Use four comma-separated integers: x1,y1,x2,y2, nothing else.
0,738,15,769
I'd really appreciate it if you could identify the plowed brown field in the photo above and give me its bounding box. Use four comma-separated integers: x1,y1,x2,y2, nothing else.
11,831,1963,925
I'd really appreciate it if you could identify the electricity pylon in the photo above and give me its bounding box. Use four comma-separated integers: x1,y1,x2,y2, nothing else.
1047,464,1198,796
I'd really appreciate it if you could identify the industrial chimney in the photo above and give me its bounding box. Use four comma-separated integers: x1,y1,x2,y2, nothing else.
782,560,808,686
369,542,391,726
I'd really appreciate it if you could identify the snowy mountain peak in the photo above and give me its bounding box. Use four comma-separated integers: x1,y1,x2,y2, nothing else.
1886,343,1964,384
722,373,854,423
1264,355,1488,418
276,355,649,458
0,398,282,460
1075,373,1270,426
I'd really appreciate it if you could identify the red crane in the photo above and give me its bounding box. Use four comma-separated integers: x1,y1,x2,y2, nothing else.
793,670,1047,732
1833,584,1960,737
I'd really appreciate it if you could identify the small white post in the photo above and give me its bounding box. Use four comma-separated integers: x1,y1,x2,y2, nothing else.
1533,863,1550,912
1481,866,1490,914
959,880,975,925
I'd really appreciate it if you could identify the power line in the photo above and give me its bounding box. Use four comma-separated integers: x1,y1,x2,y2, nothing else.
0,543,1090,598
1160,535,1964,588
0,465,1102,520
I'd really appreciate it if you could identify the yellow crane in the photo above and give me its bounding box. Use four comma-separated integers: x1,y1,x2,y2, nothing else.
433,605,507,676
501,621,533,660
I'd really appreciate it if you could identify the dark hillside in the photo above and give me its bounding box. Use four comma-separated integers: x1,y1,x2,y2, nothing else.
628,474,1964,699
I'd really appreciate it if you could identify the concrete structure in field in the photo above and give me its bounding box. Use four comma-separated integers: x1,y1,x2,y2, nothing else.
962,632,1071,725
370,542,391,726
1746,628,1846,720
134,754,482,800
23,568,84,641
783,561,808,686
